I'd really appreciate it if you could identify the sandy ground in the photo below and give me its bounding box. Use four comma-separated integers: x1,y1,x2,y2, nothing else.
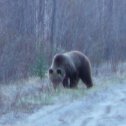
0,75,126,126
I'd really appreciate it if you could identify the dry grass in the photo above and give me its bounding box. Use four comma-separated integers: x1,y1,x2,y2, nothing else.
0,77,51,115
0,76,90,118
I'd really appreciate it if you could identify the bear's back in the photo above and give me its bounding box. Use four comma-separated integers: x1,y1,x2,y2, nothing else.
64,51,89,69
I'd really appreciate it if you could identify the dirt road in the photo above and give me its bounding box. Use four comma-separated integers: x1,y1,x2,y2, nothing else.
15,80,126,126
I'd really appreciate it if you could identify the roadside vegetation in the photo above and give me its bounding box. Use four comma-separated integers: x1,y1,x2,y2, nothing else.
0,63,126,119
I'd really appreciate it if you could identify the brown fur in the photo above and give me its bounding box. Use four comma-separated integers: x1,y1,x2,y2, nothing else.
48,51,93,89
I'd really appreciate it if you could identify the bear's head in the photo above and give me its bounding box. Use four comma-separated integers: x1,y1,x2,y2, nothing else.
48,54,68,89
48,67,65,89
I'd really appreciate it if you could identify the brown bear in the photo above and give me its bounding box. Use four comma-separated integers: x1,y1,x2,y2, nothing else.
48,51,93,89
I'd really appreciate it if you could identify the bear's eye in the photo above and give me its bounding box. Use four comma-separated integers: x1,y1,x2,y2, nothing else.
57,69,62,75
49,69,53,74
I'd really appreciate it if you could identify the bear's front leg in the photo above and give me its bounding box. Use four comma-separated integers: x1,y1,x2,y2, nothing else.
63,77,70,88
69,75,79,88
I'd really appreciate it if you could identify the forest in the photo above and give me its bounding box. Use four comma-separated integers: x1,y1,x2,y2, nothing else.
0,0,126,82
1,1,126,125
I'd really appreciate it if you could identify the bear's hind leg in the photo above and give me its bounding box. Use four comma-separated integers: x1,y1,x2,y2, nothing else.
80,71,93,88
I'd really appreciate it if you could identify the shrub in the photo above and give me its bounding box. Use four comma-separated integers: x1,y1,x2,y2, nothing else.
32,55,47,79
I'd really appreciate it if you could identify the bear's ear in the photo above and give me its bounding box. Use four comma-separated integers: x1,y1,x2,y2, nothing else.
57,69,62,75
49,68,53,74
